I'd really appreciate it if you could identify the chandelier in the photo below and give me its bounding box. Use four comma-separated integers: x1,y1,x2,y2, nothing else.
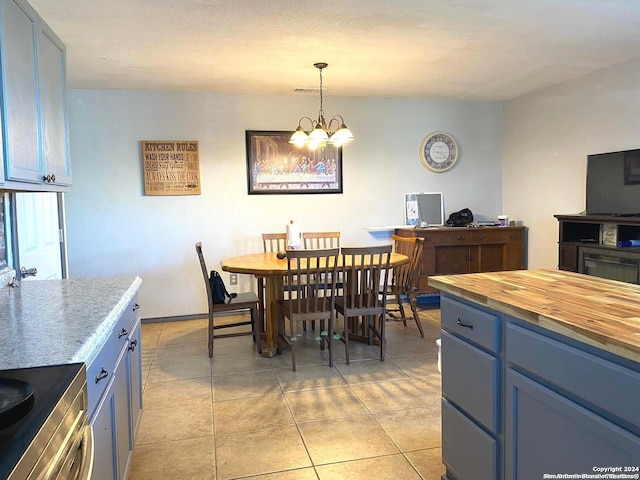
289,62,354,149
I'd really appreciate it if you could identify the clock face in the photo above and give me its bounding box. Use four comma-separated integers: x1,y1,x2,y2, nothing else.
419,132,458,172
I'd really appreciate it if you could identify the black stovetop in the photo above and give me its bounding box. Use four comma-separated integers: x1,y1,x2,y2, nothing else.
0,363,84,479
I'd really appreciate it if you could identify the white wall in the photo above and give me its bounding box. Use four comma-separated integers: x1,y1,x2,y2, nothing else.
65,90,502,318
503,58,640,269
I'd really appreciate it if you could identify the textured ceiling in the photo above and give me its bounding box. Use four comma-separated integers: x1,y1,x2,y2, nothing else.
29,0,640,100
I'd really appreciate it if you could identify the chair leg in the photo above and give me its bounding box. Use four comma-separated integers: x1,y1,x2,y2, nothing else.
398,297,409,327
408,295,425,338
368,314,385,362
257,278,265,334
328,315,334,368
276,310,285,355
343,314,350,365
289,317,297,371
397,296,407,326
319,319,326,350
208,311,214,358
251,305,262,353
379,313,386,361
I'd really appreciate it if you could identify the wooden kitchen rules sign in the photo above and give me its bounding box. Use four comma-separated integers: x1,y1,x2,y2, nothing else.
141,140,201,195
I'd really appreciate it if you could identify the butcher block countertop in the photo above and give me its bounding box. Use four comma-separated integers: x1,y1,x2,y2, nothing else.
428,269,640,364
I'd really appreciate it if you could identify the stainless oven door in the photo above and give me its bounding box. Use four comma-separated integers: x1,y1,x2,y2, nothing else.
54,423,94,480
32,389,94,480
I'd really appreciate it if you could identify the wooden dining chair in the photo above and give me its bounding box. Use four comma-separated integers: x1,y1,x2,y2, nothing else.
276,247,340,371
262,232,287,254
258,233,287,334
302,231,342,330
302,231,341,249
335,244,392,364
385,235,426,337
196,242,261,358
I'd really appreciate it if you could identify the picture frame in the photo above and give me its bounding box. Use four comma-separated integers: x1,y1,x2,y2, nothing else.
624,150,640,185
246,130,343,194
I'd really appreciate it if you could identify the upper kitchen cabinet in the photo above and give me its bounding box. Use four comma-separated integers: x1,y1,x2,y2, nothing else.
0,0,71,190
38,21,71,185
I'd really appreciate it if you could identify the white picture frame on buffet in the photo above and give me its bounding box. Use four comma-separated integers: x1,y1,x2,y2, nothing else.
403,192,444,227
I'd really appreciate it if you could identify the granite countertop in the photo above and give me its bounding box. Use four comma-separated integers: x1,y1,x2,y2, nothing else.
0,276,142,370
428,269,640,364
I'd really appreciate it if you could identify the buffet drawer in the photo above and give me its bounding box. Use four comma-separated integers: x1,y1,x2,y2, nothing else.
441,297,500,353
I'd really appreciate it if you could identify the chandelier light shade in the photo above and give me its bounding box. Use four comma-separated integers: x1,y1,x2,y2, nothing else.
290,62,354,149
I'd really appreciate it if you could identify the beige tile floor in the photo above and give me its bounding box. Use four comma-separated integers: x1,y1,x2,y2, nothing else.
129,307,444,480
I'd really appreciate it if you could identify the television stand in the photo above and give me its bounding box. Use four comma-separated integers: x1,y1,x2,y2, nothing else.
555,214,640,284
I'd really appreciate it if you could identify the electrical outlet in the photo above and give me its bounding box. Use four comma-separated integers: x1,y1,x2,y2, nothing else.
229,273,238,285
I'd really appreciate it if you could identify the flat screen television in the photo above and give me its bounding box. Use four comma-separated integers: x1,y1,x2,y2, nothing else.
586,149,640,216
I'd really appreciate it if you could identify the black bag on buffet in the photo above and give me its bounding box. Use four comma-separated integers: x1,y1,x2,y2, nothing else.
446,208,474,227
209,270,237,304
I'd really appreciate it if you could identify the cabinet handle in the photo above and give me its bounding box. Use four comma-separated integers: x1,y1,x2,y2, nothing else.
43,174,56,183
95,368,109,384
118,328,129,338
133,303,141,311
456,318,474,329
128,339,138,352
456,235,466,241
477,235,486,240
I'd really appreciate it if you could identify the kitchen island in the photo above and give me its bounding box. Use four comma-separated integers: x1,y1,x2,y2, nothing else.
429,269,640,480
0,276,142,480
0,276,142,369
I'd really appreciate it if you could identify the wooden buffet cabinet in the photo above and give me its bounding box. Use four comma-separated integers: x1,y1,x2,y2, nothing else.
395,226,526,293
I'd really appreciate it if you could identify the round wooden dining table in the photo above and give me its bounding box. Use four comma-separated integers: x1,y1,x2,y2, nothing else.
221,251,409,357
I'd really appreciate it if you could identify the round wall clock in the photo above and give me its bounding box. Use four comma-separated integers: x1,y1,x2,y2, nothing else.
419,132,458,172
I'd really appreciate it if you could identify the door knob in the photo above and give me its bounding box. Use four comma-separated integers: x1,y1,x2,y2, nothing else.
20,267,38,278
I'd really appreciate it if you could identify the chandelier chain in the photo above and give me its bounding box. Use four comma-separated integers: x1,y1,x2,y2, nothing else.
318,67,324,121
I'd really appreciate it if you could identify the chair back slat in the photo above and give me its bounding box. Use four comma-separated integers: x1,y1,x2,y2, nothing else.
391,235,424,292
285,248,340,317
262,232,287,253
302,231,341,249
195,242,213,308
340,245,392,312
406,238,425,292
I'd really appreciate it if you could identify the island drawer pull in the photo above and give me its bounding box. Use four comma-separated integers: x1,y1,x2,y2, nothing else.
128,339,138,352
118,328,129,338
456,318,474,329
133,303,141,311
95,368,109,384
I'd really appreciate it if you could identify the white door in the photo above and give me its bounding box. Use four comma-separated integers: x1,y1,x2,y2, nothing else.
16,192,62,280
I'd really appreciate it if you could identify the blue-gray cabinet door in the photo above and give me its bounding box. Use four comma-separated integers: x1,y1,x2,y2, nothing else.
127,318,143,442
442,398,498,480
0,0,43,183
505,368,640,479
37,21,71,185
113,355,130,480
90,373,117,480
